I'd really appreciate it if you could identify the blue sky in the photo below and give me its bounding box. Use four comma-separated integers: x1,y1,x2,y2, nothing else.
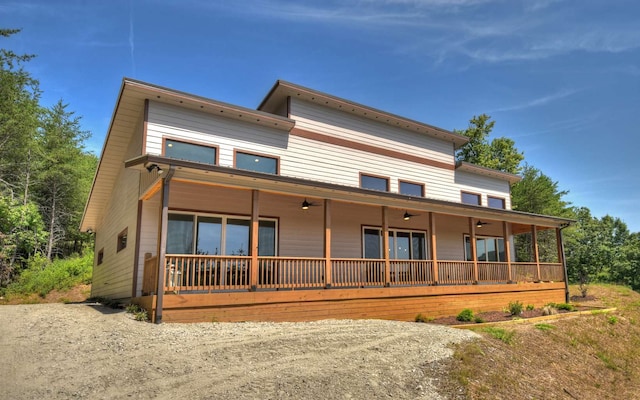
3,0,639,231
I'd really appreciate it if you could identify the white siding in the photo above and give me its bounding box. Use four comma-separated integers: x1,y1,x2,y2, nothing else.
134,192,160,296
146,100,512,209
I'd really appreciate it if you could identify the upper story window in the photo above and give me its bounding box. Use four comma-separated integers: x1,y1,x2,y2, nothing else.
235,151,278,174
399,180,424,197
488,196,506,209
164,138,217,165
360,173,389,192
461,191,481,205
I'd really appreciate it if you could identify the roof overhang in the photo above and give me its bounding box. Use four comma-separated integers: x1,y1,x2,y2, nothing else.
455,161,522,184
125,154,573,230
258,80,469,149
80,78,296,232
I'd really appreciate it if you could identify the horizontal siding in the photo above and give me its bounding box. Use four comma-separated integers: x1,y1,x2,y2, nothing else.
135,193,160,296
290,98,454,164
146,101,512,209
454,170,512,209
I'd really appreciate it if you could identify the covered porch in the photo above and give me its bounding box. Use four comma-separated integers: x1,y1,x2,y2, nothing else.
128,156,570,323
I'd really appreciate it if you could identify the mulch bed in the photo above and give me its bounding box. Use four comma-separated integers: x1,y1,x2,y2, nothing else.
429,304,595,326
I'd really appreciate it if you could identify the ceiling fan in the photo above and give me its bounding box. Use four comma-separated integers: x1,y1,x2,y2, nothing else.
301,199,321,210
403,211,420,221
475,220,492,228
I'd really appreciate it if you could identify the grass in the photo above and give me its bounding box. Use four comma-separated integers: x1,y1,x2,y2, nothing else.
2,252,93,300
447,284,640,399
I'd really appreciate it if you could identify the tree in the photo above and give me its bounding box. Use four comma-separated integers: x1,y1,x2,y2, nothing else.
455,114,524,174
34,100,90,260
511,164,571,217
0,29,40,202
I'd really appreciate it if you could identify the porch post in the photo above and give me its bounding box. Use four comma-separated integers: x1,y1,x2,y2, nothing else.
531,225,541,281
382,206,391,286
155,166,174,324
503,221,512,283
557,227,570,303
429,212,438,284
469,218,478,283
324,199,332,288
250,189,259,291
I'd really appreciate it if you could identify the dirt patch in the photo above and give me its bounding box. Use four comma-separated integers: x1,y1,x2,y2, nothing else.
429,306,594,326
0,284,91,305
0,303,478,400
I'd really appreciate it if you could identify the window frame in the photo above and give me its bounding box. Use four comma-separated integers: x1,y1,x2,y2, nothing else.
234,150,280,175
166,211,278,256
488,196,506,209
117,228,128,253
362,226,428,260
360,173,390,192
398,179,425,197
464,234,506,262
461,191,482,206
162,136,219,165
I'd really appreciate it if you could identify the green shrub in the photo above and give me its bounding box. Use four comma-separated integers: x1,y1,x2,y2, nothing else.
526,304,535,311
508,300,524,316
551,302,575,311
415,313,433,323
608,316,618,325
6,252,93,297
457,308,475,322
474,316,485,323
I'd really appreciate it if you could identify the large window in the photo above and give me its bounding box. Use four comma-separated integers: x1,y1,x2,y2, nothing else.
363,227,427,260
360,174,389,192
488,196,505,209
167,213,277,256
461,191,481,205
399,180,424,197
164,138,217,165
235,151,278,174
464,235,506,262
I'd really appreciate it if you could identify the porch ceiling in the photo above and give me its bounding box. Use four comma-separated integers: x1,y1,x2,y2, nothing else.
125,154,573,229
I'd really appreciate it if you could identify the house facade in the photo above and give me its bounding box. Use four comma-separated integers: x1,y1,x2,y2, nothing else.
81,79,572,323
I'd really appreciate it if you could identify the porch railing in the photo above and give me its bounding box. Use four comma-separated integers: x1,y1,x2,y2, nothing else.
331,259,384,287
438,261,475,285
257,257,325,289
389,260,433,286
158,255,563,292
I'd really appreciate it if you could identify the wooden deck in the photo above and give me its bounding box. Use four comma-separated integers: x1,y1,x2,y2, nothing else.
136,255,566,323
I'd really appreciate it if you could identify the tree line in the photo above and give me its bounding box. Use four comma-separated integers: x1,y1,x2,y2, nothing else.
0,29,97,287
1,29,638,293
455,115,640,292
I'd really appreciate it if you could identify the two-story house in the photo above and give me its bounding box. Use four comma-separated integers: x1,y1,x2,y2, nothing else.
81,79,572,323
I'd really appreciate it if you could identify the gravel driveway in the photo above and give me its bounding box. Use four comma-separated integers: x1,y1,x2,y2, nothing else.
0,303,477,399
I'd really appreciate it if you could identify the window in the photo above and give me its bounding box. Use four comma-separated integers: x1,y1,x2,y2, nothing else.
488,196,505,209
164,138,217,165
461,191,481,205
360,174,389,192
399,180,424,197
97,249,104,265
363,227,427,260
464,235,506,262
117,228,128,252
167,212,277,256
235,151,278,174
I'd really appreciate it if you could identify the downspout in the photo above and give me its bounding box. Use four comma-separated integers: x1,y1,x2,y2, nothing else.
559,223,570,303
155,165,175,324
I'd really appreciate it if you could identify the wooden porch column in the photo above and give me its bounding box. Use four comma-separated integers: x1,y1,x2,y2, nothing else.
532,225,541,282
557,227,570,303
503,221,512,283
324,199,332,288
250,190,259,291
429,212,438,284
155,166,174,324
469,218,478,283
382,206,391,286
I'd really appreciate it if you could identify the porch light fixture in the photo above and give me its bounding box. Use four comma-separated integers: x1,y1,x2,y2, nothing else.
302,199,311,210
403,211,418,221
146,164,163,174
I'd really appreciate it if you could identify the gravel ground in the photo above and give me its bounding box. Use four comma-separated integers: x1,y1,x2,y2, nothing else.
0,303,478,399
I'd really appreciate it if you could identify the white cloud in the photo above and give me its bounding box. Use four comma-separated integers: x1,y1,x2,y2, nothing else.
490,89,580,113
